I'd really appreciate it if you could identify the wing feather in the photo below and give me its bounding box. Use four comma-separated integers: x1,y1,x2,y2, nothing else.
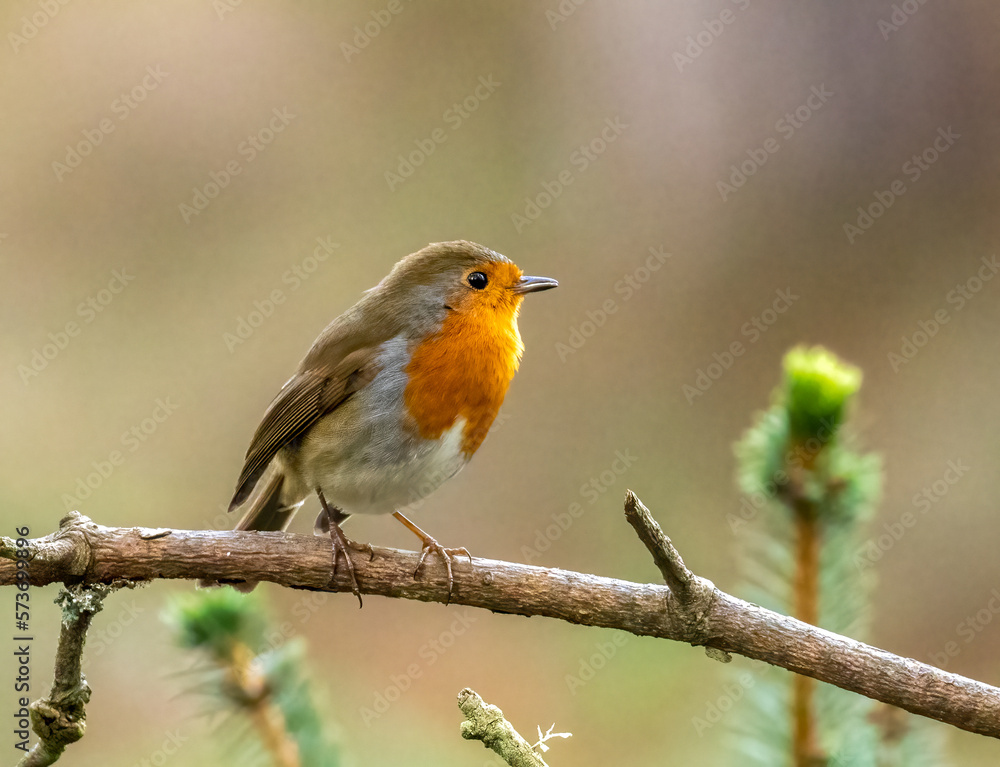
229,347,381,509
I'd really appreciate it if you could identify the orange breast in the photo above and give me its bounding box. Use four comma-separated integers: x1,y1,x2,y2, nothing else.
404,308,523,456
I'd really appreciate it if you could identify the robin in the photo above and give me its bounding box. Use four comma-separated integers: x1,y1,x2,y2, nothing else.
215,240,557,601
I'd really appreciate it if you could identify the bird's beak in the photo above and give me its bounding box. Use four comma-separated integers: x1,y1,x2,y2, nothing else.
512,275,559,294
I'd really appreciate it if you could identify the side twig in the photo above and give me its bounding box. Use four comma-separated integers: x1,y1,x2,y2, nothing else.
458,688,548,767
16,585,113,767
623,490,724,661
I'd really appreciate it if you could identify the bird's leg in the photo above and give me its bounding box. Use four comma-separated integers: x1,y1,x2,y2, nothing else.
392,511,472,604
316,489,371,607
313,503,351,535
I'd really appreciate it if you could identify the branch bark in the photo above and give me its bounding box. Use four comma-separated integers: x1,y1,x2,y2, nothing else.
458,688,548,767
16,585,111,767
3,503,1000,741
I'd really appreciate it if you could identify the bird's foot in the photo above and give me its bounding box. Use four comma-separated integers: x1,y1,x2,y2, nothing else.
414,537,472,604
316,489,372,608
325,520,376,608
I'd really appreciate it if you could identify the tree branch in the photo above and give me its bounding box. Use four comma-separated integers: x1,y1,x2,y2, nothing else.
4,503,1000,740
16,585,114,767
458,688,548,767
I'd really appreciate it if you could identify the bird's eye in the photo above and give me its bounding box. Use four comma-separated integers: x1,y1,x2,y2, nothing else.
467,271,488,290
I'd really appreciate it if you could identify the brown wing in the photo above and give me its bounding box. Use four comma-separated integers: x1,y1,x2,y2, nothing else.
229,347,380,509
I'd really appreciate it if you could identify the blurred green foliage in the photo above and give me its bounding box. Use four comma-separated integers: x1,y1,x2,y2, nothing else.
732,347,946,766
164,589,340,767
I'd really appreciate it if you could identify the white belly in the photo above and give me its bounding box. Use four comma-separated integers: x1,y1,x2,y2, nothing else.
304,416,468,516
279,335,470,515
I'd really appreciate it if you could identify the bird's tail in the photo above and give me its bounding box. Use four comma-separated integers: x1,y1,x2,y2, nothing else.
235,470,299,532
198,471,302,592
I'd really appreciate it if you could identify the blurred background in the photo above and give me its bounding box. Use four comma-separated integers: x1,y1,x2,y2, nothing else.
2,0,999,764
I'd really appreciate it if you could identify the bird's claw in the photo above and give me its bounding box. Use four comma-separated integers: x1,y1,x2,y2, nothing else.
414,538,472,604
327,524,369,608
